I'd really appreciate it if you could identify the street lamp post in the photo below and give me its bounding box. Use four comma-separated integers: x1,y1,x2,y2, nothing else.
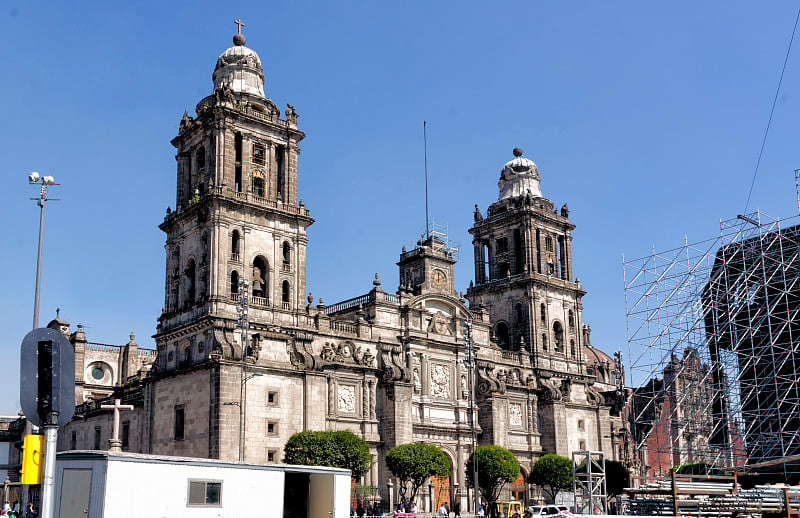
236,279,250,461
27,172,58,518
463,320,480,514
28,172,57,330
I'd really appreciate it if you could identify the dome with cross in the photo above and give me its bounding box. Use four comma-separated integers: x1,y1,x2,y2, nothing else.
212,20,266,98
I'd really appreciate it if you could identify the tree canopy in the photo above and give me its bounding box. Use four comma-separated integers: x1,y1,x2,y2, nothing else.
386,443,451,502
283,430,372,479
529,454,573,502
466,445,520,505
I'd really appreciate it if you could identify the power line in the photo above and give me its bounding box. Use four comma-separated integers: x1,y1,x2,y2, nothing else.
744,6,800,213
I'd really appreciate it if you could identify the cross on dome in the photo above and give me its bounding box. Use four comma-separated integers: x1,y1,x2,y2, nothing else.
233,19,246,46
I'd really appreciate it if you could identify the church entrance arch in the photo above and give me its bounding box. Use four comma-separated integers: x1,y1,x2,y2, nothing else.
431,453,453,511
510,468,527,505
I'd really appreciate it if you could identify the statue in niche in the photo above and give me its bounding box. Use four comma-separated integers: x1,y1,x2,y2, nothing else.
353,345,363,364
413,368,421,393
461,374,468,396
510,369,520,385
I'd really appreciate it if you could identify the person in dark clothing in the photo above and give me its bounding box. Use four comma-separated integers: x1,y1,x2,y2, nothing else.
453,501,461,518
356,503,366,518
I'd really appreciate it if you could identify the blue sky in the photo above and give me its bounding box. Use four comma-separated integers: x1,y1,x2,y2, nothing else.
2,2,800,415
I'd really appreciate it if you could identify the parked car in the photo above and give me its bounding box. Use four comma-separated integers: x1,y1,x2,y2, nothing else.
524,505,568,518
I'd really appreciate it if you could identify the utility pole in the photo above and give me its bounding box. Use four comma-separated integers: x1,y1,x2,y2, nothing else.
463,320,480,513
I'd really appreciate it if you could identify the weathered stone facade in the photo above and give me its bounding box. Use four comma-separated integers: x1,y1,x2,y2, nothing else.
59,29,628,509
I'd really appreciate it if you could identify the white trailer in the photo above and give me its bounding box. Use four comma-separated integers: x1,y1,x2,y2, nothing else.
53,451,351,518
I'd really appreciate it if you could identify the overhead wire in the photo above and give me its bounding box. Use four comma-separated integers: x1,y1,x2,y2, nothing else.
744,6,800,214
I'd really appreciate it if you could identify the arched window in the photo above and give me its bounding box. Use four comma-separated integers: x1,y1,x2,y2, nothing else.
540,303,546,323
282,241,291,268
230,271,239,297
252,256,268,300
541,333,548,351
553,321,564,352
282,280,290,306
231,230,241,259
570,339,576,357
495,322,510,349
568,310,575,328
184,258,196,305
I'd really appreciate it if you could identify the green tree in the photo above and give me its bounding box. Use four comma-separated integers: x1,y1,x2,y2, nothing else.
604,460,630,497
529,454,573,503
466,445,520,510
283,430,372,479
386,443,451,502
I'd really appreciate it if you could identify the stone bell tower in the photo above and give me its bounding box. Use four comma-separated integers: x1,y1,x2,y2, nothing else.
155,23,313,370
466,148,586,372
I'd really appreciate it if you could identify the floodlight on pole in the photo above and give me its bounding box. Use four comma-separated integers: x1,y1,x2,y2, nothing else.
26,172,60,518
28,172,59,331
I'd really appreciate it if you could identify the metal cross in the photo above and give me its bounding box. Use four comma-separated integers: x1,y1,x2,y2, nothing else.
234,19,245,34
100,398,134,453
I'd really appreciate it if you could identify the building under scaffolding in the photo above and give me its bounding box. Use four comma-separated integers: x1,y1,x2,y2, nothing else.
623,212,800,482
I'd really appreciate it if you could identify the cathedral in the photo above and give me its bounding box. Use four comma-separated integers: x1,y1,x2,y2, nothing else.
52,26,628,509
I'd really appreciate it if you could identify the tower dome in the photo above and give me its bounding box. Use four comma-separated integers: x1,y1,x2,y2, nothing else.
212,27,266,98
498,148,542,200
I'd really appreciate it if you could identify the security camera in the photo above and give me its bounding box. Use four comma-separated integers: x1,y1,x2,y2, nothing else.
28,172,40,183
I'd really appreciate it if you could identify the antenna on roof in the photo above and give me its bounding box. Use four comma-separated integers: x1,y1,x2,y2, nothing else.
424,121,430,239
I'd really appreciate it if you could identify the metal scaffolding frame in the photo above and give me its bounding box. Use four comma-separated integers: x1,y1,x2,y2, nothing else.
572,450,607,515
623,211,800,481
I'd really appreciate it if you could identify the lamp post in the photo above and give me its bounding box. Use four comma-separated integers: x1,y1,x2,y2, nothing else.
28,172,57,330
463,320,480,514
26,172,58,518
236,278,250,461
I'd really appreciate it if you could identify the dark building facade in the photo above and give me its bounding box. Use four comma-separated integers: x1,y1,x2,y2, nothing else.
703,223,800,478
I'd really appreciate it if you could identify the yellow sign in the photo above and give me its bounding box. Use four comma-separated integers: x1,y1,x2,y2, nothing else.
20,434,43,485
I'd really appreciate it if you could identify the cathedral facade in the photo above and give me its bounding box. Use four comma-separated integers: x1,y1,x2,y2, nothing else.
56,28,627,508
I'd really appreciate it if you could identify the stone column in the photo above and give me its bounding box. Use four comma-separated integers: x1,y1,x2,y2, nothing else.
327,376,335,417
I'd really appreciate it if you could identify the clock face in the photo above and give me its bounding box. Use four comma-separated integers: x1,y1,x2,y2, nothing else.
433,269,446,288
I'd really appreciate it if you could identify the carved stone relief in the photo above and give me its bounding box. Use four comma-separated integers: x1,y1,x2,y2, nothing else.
509,402,523,427
430,364,450,399
428,312,452,335
338,385,356,414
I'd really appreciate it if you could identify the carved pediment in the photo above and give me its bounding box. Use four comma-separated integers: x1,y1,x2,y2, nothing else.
320,341,376,368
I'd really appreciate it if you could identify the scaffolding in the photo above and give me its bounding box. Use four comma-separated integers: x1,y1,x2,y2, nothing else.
623,211,800,482
573,450,608,514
